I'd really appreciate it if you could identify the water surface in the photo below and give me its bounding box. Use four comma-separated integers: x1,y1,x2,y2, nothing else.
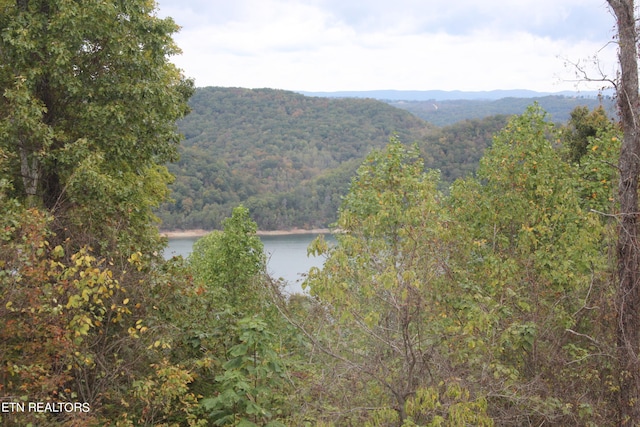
164,233,335,294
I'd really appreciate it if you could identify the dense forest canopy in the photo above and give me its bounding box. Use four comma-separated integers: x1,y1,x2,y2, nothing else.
157,87,432,230
157,87,610,231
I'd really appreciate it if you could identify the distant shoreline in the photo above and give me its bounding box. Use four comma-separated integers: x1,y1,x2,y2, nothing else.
161,228,331,238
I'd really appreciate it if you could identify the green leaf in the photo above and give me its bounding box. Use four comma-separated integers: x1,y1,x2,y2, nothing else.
237,419,259,427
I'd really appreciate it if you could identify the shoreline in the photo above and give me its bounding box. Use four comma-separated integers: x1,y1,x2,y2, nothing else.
160,228,331,238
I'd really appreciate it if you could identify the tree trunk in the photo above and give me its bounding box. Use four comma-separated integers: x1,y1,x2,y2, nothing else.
18,139,40,207
608,0,640,423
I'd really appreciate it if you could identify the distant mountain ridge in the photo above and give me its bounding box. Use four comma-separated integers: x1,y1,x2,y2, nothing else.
298,89,612,101
387,96,615,127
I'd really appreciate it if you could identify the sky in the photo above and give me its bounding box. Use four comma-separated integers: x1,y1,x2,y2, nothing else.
155,0,619,93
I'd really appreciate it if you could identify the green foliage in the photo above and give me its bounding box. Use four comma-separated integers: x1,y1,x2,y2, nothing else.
0,17,623,423
0,199,209,425
200,317,287,427
177,206,296,426
367,383,494,427
0,1,204,425
447,105,614,424
403,383,493,427
561,105,615,164
189,205,265,307
158,87,611,231
130,359,206,427
420,115,510,184
305,137,466,424
157,87,433,230
0,0,194,256
563,111,621,213
296,106,616,425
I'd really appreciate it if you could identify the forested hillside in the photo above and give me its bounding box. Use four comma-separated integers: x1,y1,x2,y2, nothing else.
157,87,606,231
157,87,433,230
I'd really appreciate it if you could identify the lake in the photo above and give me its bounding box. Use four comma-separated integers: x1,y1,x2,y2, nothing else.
164,233,335,294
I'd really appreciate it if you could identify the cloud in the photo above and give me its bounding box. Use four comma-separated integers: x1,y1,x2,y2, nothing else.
157,0,618,91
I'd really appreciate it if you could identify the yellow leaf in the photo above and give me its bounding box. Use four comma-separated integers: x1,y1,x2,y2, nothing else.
52,245,65,259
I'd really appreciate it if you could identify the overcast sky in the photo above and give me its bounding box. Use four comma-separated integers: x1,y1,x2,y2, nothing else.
155,0,618,93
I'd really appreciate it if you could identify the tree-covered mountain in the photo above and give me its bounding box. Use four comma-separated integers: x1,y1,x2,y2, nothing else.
157,87,433,230
156,87,609,231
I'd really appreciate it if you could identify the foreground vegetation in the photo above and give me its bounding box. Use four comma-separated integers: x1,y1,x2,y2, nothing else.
2,0,639,425
1,99,626,424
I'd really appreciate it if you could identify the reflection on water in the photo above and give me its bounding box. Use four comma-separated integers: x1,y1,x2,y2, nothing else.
164,233,335,294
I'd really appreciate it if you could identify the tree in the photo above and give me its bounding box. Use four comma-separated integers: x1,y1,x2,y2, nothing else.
0,188,207,425
184,206,292,426
557,106,621,215
562,105,614,165
0,0,194,255
304,137,492,425
0,0,200,423
449,105,612,424
606,1,640,423
188,205,266,309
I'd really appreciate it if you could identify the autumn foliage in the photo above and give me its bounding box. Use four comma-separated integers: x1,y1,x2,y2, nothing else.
0,0,634,424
